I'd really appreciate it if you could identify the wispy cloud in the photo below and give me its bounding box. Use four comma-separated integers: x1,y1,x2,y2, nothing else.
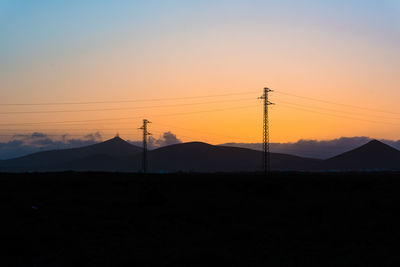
2,132,399,161
128,131,182,150
152,131,182,147
0,131,182,159
222,137,400,159
0,132,102,160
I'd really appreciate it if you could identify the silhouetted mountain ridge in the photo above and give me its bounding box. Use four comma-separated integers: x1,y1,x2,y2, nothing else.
147,142,320,172
1,138,399,172
325,139,400,170
0,136,141,171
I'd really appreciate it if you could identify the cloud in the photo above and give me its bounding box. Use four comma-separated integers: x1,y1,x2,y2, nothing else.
84,132,102,141
128,131,182,150
222,137,400,159
154,131,182,146
2,132,399,161
0,132,102,160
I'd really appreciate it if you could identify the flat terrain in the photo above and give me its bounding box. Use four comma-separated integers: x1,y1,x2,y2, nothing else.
4,172,400,266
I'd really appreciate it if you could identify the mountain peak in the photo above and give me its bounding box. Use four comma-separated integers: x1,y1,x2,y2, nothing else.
111,135,123,141
327,139,400,170
80,136,141,156
331,139,399,158
367,139,383,145
360,139,397,151
104,135,128,145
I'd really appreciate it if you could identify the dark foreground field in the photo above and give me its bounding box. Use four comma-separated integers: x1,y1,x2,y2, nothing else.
4,172,400,266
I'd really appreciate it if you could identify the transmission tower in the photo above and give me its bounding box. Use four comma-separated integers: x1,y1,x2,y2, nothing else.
139,119,151,173
258,87,274,174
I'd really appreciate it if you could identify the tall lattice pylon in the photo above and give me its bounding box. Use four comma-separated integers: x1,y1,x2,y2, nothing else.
139,119,151,173
258,87,274,174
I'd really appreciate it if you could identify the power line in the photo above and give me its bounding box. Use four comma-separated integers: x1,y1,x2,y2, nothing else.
0,98,253,115
0,98,256,115
0,91,260,106
275,91,400,115
2,101,399,139
3,100,398,129
278,100,400,121
0,129,213,144
0,134,103,137
278,103,400,127
155,122,250,141
0,130,146,135
0,127,142,132
0,104,259,127
0,129,176,138
0,126,231,143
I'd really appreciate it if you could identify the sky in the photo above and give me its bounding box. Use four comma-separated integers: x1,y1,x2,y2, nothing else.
1,0,399,146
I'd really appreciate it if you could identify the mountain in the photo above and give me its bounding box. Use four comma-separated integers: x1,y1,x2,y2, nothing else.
66,142,320,173
147,142,320,172
0,136,141,172
0,139,320,172
3,138,399,173
325,140,400,171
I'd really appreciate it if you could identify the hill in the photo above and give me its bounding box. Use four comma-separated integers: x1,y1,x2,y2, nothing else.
0,139,320,172
325,140,400,171
0,136,141,172
3,138,400,172
148,142,320,172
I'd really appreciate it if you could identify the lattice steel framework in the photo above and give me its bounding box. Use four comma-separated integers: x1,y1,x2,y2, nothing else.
258,87,274,174
139,119,151,173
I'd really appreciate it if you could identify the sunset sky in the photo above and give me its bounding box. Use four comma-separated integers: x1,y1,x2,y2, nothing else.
1,0,399,144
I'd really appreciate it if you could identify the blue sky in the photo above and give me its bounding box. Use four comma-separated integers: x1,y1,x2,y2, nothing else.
0,0,399,144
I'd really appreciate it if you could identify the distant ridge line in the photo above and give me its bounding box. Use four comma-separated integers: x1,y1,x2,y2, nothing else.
2,137,400,172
